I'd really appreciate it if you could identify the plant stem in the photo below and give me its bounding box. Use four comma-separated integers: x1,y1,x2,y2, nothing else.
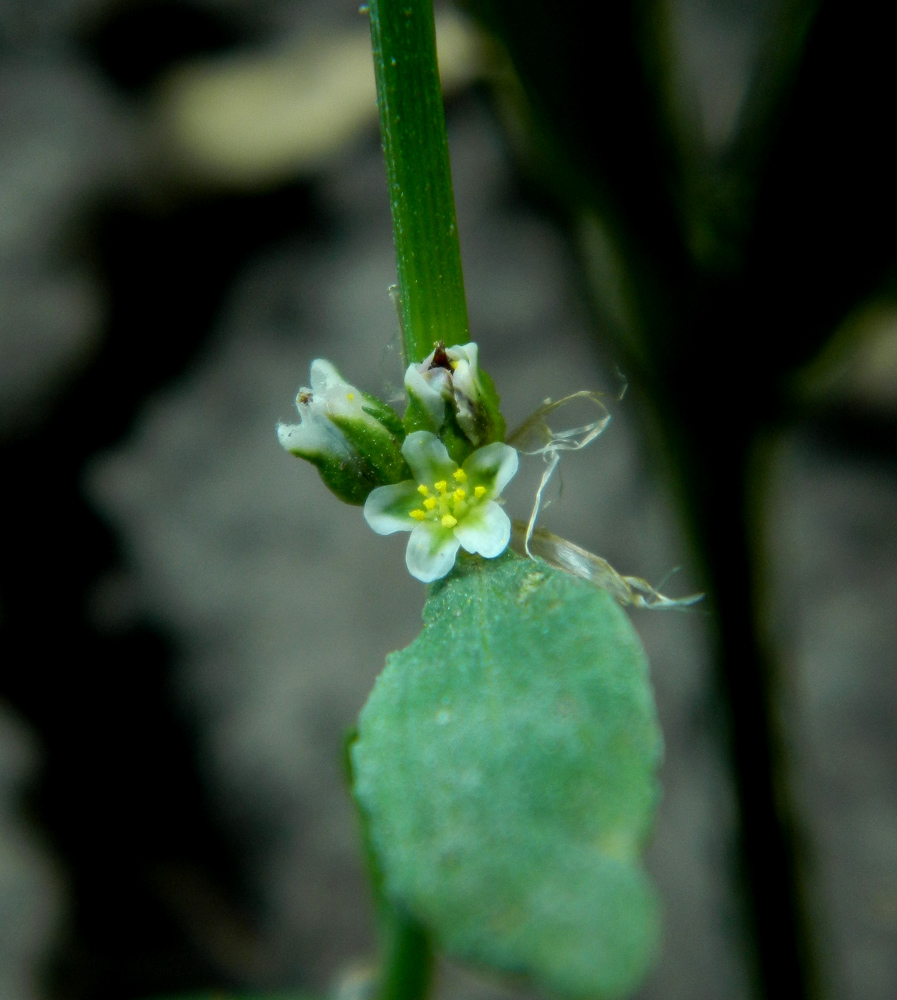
344,724,434,1000
358,3,460,995
376,906,433,1000
367,0,470,364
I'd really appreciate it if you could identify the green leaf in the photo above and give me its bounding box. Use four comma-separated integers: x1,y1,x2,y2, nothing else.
352,551,663,1000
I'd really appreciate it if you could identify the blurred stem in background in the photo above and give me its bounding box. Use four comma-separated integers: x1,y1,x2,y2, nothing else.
345,725,433,1000
373,899,433,1000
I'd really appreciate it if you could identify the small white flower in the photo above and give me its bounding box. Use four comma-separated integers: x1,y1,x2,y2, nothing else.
278,360,380,458
278,359,407,504
404,342,484,442
364,430,519,583
278,361,354,459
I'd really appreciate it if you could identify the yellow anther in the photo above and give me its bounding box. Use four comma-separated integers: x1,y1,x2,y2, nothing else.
435,480,448,494
347,392,355,401
441,514,458,528
417,484,430,497
423,497,437,511
453,468,467,483
453,488,466,503
474,485,487,499
410,509,427,520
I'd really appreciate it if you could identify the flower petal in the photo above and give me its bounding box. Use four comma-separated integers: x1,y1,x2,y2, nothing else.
277,413,353,461
364,481,421,535
405,364,447,430
402,431,457,485
405,522,461,582
309,358,348,396
454,501,511,558
447,342,480,399
462,442,519,496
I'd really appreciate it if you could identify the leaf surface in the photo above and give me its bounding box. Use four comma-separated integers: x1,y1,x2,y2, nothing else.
352,551,662,999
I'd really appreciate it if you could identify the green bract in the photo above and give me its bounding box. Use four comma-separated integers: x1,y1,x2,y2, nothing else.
278,359,409,505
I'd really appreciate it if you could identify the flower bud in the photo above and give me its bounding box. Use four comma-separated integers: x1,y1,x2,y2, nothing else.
278,360,409,505
403,343,505,459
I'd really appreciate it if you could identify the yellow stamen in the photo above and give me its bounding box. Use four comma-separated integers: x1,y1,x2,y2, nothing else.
410,509,426,520
474,485,487,499
435,480,448,494
453,468,467,483
441,514,457,528
347,392,355,401
453,488,466,503
423,497,437,511
417,484,430,497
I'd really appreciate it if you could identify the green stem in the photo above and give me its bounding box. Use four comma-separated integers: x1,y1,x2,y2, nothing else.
368,0,470,364
375,906,433,1000
359,5,459,994
344,729,434,1000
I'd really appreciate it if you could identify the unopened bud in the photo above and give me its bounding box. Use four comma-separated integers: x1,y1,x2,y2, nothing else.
403,342,505,460
278,360,409,504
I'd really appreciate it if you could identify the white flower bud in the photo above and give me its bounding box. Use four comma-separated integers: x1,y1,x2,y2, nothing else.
278,360,408,504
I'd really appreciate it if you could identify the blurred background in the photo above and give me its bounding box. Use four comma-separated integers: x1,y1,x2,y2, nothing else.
0,1,895,1000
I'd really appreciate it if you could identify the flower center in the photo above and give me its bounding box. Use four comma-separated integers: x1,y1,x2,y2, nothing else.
408,467,488,527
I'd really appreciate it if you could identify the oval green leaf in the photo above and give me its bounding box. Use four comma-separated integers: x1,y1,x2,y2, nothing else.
352,551,663,1000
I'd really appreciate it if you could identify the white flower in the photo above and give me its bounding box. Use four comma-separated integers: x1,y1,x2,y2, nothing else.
404,342,485,442
364,431,519,583
278,359,407,505
278,360,359,461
